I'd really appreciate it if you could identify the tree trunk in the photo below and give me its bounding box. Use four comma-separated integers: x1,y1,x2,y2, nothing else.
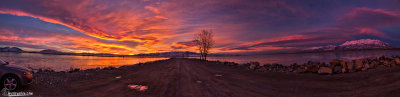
200,53,203,60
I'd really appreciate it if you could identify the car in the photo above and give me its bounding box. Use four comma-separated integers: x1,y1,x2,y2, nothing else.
0,60,33,91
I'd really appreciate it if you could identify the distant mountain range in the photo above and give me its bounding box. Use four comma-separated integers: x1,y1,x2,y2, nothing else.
0,47,118,56
0,47,219,57
1,39,397,57
0,47,23,52
305,39,394,52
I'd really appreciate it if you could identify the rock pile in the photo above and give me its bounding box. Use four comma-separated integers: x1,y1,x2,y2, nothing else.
215,55,400,75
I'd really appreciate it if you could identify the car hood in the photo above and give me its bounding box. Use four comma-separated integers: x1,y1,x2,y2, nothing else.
5,65,30,72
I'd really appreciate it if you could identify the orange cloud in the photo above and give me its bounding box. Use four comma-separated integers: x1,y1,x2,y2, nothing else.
145,5,160,14
0,2,183,54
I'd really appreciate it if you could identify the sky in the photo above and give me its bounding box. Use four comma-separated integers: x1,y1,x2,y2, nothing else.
0,0,400,55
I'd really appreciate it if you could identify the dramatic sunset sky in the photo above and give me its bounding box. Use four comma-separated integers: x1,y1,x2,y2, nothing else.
1,0,400,55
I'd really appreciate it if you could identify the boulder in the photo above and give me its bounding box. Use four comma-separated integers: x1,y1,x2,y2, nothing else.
248,62,260,70
364,63,370,69
354,59,363,71
263,64,272,70
361,67,367,71
369,62,376,68
346,61,355,73
389,61,397,67
289,63,300,70
381,60,390,67
332,66,342,74
318,67,332,75
395,58,400,65
379,56,389,61
339,60,346,73
330,60,346,72
305,64,319,73
329,59,341,68
339,60,346,68
255,67,267,72
341,68,346,73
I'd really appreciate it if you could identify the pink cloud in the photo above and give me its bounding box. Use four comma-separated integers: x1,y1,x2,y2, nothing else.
337,7,400,28
145,5,160,14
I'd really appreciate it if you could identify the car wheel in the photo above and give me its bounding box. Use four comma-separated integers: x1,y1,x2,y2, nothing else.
2,76,19,91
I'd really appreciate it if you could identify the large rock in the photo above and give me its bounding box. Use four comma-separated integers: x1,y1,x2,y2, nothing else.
269,64,285,72
364,63,370,69
318,67,332,75
346,61,355,73
381,60,390,67
329,59,346,73
255,67,267,72
379,56,390,61
329,59,341,68
248,62,260,70
369,62,376,68
288,63,298,72
332,66,342,74
339,60,346,73
305,64,319,73
263,64,272,71
354,59,363,71
389,61,397,67
395,58,400,65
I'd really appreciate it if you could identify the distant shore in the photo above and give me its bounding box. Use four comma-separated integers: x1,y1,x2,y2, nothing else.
19,55,400,96
2,46,400,58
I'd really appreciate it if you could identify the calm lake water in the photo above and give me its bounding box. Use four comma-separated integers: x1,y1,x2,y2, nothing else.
0,53,167,71
1,50,400,71
204,50,400,65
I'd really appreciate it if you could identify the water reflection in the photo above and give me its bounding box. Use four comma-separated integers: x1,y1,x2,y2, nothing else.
0,52,167,71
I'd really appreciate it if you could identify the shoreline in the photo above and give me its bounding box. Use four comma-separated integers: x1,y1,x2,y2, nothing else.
3,48,400,58
32,54,400,75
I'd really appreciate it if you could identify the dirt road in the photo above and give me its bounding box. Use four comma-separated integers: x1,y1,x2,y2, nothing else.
24,58,400,97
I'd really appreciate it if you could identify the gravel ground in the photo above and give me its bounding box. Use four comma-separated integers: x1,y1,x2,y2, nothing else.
15,58,400,97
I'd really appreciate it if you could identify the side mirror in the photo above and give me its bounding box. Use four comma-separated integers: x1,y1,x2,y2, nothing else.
5,62,9,65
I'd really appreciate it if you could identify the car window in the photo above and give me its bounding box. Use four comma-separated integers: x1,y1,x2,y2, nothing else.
0,60,6,65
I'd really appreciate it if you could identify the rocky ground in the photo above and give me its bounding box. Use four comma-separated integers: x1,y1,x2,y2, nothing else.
17,56,400,97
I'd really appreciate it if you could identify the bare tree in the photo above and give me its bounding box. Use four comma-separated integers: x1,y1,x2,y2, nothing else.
194,29,214,60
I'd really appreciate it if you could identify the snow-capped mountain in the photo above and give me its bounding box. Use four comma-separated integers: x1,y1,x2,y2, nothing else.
306,39,392,52
336,39,392,50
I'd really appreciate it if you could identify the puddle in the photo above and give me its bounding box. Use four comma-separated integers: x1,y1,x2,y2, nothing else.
128,84,148,91
196,80,202,83
115,76,121,79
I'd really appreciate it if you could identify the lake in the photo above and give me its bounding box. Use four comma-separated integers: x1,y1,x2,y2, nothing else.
1,50,400,71
0,52,167,71
204,50,400,65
